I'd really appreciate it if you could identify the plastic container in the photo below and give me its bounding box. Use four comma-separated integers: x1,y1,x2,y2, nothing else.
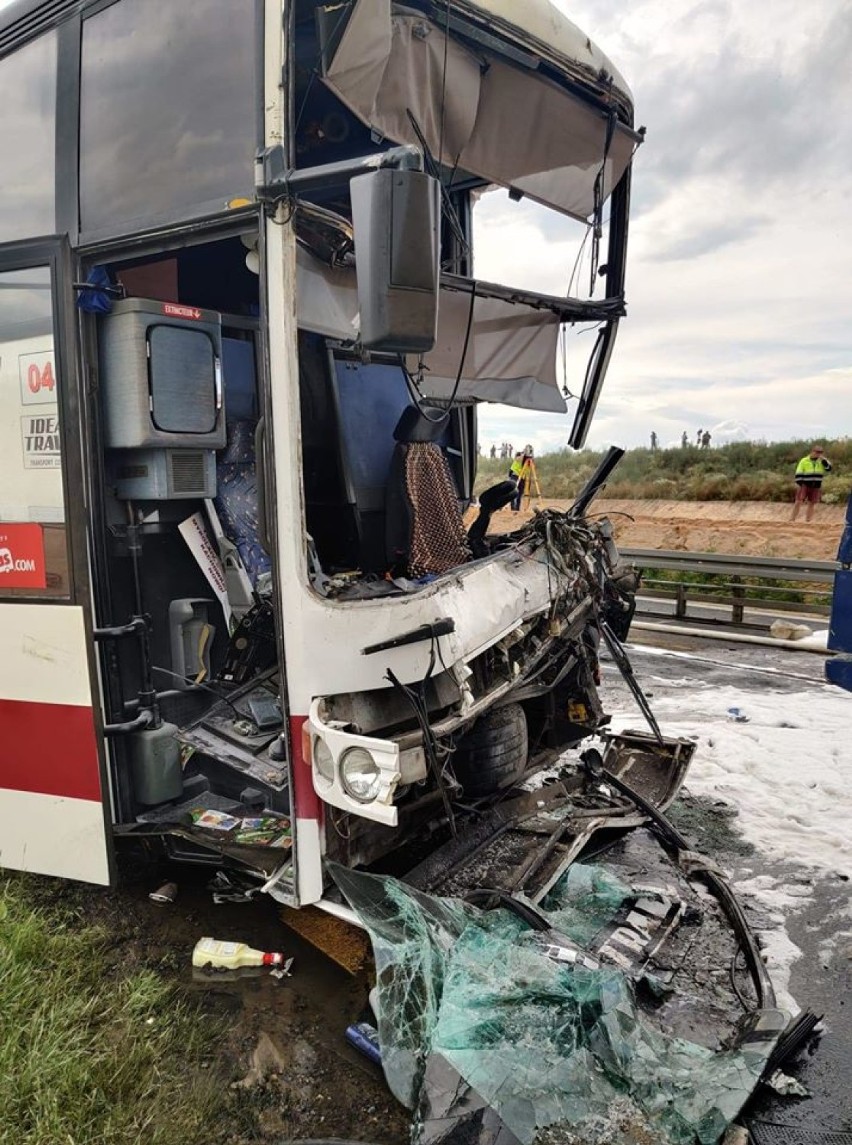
345,1021,382,1065
192,937,286,969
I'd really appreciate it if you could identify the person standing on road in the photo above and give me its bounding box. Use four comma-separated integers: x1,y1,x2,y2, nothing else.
650,430,658,451
791,444,832,521
681,431,688,448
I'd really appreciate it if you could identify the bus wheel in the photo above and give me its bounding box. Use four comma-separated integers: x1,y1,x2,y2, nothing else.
452,703,528,797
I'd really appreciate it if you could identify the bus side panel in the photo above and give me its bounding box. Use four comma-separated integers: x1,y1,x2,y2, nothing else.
0,603,111,885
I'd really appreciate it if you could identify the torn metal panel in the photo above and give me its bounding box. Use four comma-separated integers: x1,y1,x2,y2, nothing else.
322,0,637,221
404,731,694,903
295,246,565,412
450,0,633,111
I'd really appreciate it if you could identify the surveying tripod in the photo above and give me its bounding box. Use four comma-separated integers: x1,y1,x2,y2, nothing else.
523,459,543,508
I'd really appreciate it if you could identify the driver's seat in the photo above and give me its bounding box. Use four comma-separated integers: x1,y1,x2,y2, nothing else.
385,406,471,578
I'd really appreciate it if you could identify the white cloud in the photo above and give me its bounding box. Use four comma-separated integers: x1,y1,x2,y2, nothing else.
474,0,852,454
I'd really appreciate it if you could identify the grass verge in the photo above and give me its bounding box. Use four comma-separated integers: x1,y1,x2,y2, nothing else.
475,438,852,504
0,877,228,1145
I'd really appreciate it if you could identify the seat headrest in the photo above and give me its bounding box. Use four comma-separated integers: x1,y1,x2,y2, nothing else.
393,404,450,443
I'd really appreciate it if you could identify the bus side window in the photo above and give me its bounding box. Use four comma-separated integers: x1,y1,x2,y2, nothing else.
0,32,56,244
0,266,70,599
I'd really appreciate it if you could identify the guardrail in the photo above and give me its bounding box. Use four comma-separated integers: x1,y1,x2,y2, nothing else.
619,548,836,626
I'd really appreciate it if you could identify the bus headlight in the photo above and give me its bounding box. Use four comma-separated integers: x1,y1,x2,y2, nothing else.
339,748,381,802
313,737,335,787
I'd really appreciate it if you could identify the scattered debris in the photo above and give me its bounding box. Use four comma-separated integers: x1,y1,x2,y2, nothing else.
148,881,177,904
189,808,292,848
269,957,295,980
235,1031,288,1089
770,620,813,642
208,870,263,904
332,859,790,1145
192,809,242,832
345,1021,382,1065
192,936,288,970
766,1070,810,1099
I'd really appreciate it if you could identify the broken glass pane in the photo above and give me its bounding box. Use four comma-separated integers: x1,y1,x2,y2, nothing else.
331,862,781,1145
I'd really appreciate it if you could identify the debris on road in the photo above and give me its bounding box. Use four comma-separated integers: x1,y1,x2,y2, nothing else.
269,957,295,980
332,852,792,1145
769,620,813,642
191,936,288,970
148,881,178,904
345,1021,383,1065
208,870,263,904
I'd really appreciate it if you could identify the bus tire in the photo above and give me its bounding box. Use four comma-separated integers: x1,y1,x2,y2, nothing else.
452,703,528,797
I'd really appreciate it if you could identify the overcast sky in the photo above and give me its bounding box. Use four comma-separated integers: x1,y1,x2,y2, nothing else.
2,0,848,453
475,0,852,453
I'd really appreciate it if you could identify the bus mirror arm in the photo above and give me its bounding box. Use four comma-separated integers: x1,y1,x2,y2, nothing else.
256,144,424,203
257,144,440,354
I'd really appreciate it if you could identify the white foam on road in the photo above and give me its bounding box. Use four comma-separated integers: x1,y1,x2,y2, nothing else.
611,677,852,1013
613,682,852,878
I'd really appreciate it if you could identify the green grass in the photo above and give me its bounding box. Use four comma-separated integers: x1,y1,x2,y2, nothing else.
0,878,227,1145
476,438,852,504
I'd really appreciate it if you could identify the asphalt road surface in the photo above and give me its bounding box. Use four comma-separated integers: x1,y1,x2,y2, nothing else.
603,632,852,1141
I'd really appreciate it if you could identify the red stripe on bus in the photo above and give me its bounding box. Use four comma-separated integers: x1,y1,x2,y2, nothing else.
0,699,102,803
289,714,321,821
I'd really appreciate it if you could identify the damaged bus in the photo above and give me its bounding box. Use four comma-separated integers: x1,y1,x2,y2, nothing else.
1,0,649,906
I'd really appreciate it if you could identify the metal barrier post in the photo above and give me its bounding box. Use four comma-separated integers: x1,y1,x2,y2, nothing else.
731,577,745,625
675,583,687,619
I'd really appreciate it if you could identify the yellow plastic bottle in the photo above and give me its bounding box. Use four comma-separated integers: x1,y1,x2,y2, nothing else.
192,936,286,969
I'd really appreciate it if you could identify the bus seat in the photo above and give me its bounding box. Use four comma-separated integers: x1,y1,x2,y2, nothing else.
385,406,471,578
214,420,272,587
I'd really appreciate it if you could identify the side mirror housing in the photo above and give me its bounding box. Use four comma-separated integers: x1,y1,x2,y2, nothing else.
350,167,441,353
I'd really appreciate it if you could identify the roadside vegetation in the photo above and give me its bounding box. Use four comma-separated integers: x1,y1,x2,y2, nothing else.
476,438,852,504
0,876,230,1145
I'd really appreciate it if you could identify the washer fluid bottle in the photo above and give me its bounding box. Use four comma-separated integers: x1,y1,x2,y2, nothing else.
192,937,286,969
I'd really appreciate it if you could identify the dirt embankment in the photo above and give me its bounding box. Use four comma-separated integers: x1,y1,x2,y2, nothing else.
485,498,845,560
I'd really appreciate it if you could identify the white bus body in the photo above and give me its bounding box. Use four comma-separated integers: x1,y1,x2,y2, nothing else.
0,0,640,907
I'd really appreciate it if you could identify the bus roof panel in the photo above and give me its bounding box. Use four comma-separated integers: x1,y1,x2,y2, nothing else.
453,0,633,115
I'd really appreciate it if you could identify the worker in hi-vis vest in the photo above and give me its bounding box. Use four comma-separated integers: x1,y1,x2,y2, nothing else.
509,446,534,512
792,443,832,522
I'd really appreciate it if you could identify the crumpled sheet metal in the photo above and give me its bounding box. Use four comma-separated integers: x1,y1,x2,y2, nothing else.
331,862,778,1145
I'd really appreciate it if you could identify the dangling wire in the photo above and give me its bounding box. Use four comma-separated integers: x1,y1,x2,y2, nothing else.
438,0,452,171
589,107,618,294
560,324,580,401
406,110,469,256
397,279,477,422
386,645,458,836
567,225,592,299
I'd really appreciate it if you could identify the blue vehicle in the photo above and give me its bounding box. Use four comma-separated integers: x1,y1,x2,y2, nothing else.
827,494,852,690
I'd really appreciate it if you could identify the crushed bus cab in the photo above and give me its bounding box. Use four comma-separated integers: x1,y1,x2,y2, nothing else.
0,0,647,907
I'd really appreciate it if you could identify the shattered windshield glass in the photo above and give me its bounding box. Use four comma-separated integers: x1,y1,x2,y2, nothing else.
331,862,781,1145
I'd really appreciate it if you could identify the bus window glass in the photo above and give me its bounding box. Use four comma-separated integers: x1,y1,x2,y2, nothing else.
0,266,68,598
79,0,257,237
0,34,57,243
